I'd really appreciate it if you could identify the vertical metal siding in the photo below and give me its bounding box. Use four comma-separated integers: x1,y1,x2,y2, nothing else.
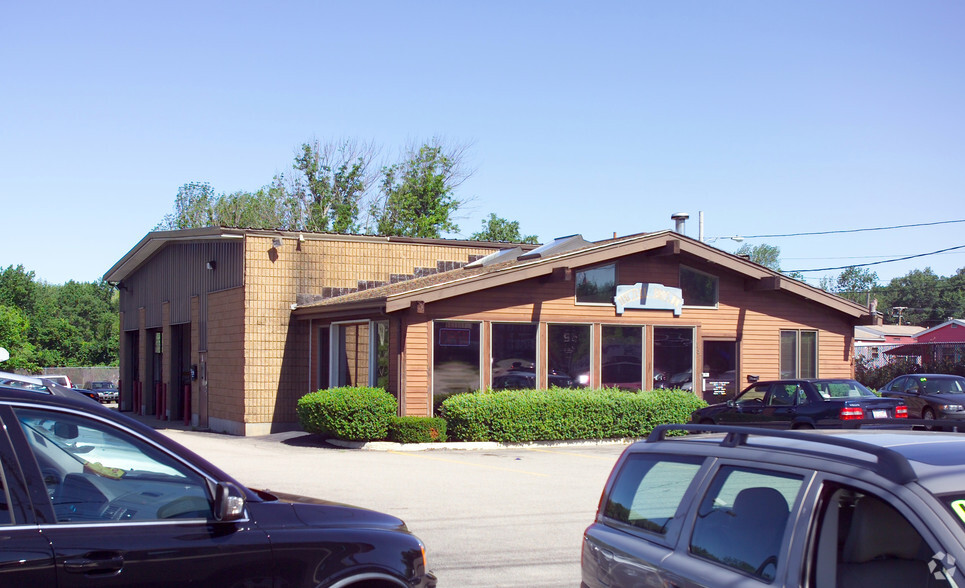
119,241,243,350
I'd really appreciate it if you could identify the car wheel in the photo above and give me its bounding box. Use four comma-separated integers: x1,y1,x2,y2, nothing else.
923,408,941,431
792,422,814,430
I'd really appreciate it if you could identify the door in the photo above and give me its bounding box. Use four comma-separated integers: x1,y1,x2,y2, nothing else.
7,405,274,587
717,383,770,424
0,411,56,584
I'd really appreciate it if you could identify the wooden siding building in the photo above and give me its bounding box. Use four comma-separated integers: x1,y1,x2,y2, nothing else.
293,231,876,416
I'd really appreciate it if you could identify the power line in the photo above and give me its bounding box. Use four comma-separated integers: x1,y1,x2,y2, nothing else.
787,245,965,273
738,218,965,239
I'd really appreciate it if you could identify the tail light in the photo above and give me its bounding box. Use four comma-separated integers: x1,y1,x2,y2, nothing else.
839,406,864,420
895,405,908,418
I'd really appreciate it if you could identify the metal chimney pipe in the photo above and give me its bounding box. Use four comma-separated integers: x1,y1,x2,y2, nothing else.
671,212,689,235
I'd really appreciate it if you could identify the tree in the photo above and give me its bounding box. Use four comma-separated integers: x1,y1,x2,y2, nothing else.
875,267,965,327
735,243,782,271
370,139,471,238
470,213,539,243
156,182,216,230
819,266,879,305
292,139,377,234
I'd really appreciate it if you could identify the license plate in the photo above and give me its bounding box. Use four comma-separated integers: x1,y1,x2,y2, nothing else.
872,410,887,419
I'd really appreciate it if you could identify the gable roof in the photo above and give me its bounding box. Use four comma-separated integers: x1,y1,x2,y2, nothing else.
293,230,870,320
914,319,965,340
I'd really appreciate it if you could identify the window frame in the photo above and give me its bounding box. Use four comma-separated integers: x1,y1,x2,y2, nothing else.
575,263,617,306
679,265,719,309
780,329,819,379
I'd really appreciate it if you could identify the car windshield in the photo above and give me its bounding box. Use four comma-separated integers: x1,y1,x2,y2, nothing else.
812,380,876,399
939,494,965,531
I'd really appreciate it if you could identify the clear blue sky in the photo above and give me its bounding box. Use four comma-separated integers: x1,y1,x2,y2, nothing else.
2,1,963,288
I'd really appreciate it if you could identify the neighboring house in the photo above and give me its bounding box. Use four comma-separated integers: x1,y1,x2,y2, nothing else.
104,227,521,435
854,324,925,368
886,319,965,366
108,227,877,436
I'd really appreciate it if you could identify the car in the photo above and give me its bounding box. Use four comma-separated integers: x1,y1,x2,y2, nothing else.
691,378,908,428
582,423,965,587
43,374,73,388
1,370,100,403
86,380,120,403
0,384,437,587
880,373,965,425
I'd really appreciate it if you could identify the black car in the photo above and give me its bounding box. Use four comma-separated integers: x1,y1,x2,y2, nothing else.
582,424,965,587
880,373,965,424
691,378,908,428
0,384,436,587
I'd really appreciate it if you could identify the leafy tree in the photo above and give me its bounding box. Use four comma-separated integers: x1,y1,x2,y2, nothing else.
876,267,965,327
0,304,37,371
156,182,216,230
470,213,539,244
370,140,471,238
0,265,41,314
819,266,879,305
735,243,782,271
292,139,376,234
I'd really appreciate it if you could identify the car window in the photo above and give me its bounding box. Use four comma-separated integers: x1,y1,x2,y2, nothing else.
812,484,948,586
0,466,11,525
815,381,876,399
602,454,704,536
737,385,767,406
690,466,803,581
767,384,802,407
794,385,809,405
15,408,212,523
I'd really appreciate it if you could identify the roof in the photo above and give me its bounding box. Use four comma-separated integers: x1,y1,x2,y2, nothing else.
914,319,965,341
103,226,534,283
293,230,870,320
854,324,926,341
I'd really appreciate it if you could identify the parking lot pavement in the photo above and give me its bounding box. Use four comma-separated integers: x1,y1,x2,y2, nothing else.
158,427,629,587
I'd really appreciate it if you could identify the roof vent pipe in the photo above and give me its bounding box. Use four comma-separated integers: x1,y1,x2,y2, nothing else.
671,212,689,235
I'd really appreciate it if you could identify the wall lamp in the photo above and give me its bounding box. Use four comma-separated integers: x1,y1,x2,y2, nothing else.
206,261,217,271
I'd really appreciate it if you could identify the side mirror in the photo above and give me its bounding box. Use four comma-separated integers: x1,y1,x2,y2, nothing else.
214,482,246,522
726,399,736,408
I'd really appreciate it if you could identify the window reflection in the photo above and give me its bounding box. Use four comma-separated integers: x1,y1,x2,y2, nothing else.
576,264,616,304
433,322,480,405
602,326,643,390
491,324,538,389
548,325,591,388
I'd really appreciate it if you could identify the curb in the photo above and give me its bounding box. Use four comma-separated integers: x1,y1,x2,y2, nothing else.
325,437,638,452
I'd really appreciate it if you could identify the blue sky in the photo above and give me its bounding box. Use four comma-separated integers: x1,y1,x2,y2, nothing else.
2,1,963,288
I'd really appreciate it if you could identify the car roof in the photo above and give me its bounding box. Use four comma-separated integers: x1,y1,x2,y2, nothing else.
896,374,965,379
639,424,965,493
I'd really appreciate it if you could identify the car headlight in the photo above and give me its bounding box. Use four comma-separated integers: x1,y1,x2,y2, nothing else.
939,404,964,412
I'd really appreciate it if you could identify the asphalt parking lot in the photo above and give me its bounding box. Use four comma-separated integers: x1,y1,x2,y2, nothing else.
155,424,630,587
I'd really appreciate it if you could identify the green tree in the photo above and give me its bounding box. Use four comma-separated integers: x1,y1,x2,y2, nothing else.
876,267,965,327
156,182,216,230
293,139,375,234
735,243,782,271
470,213,539,243
370,140,471,238
0,304,38,371
819,266,879,305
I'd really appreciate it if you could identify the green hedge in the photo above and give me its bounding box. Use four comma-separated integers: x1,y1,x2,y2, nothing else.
297,387,397,441
441,388,706,443
387,416,448,443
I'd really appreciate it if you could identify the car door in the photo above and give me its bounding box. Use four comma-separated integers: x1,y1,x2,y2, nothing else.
0,413,56,584
4,404,275,588
717,384,769,424
761,383,806,427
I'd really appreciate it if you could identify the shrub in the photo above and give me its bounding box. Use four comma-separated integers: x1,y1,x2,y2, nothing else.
387,416,448,443
441,387,706,443
296,387,397,441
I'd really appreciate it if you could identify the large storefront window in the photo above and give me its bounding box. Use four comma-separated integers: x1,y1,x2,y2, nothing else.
491,323,538,389
576,264,616,304
781,330,817,378
548,324,591,388
653,327,694,391
433,321,481,405
601,326,644,390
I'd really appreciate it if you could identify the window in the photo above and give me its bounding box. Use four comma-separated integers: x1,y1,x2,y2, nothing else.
16,408,211,523
780,330,817,379
680,266,718,307
576,264,616,304
433,321,481,403
548,324,591,388
334,322,370,387
491,323,538,389
603,454,704,536
736,384,768,406
653,327,693,390
0,465,10,525
690,466,803,580
602,326,644,390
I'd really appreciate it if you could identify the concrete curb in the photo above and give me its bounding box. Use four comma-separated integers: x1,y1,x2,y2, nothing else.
326,437,639,451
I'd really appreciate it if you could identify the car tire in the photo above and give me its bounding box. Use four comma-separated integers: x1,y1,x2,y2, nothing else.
792,422,814,430
923,408,941,431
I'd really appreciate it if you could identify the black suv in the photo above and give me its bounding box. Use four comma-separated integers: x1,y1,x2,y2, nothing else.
0,385,436,587
582,424,965,587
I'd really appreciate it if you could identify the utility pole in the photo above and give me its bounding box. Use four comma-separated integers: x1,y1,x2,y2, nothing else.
893,306,908,325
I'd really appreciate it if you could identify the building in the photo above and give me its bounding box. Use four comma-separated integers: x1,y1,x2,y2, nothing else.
293,230,875,414
885,318,965,366
104,227,517,435
854,324,925,368
107,227,876,435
